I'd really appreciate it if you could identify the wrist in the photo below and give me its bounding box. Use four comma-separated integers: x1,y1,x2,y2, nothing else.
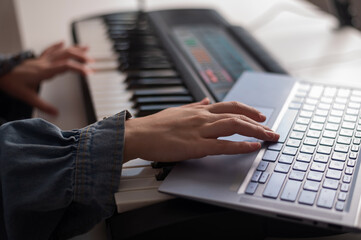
123,118,140,163
0,50,35,78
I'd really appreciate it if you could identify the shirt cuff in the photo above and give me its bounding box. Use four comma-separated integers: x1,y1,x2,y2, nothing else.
74,110,132,215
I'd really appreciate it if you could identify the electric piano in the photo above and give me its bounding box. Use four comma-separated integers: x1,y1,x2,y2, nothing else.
72,8,287,213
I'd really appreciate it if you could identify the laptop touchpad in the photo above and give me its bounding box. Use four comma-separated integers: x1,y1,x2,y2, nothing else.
222,71,296,134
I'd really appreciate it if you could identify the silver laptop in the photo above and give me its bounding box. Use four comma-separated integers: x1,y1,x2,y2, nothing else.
159,71,361,231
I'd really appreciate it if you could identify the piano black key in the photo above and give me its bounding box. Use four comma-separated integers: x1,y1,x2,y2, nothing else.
135,96,193,106
108,29,152,37
113,42,130,51
120,63,172,71
118,50,168,60
127,78,183,89
155,166,173,181
107,25,137,31
106,22,137,29
108,31,129,39
103,13,139,21
132,87,189,99
137,104,185,117
151,162,176,169
126,70,179,79
119,55,170,66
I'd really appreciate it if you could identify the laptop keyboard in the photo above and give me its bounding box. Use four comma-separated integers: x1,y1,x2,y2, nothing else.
245,83,361,212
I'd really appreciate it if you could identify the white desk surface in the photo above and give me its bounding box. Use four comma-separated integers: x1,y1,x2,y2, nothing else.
12,0,361,239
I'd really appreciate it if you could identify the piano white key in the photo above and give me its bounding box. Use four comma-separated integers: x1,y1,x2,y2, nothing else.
89,61,118,71
76,19,115,57
95,103,133,115
123,158,151,168
114,188,174,213
118,177,160,192
121,166,160,179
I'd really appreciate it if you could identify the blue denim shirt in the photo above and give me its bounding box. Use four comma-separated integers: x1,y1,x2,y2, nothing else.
0,111,130,240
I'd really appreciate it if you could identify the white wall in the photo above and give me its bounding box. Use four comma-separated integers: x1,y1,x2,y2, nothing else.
0,0,22,54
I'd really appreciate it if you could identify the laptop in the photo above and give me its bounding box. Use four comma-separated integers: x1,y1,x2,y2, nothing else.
159,71,361,231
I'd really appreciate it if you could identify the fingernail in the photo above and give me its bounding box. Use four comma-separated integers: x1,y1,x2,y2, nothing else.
259,113,266,120
264,125,272,131
265,130,277,140
250,142,261,150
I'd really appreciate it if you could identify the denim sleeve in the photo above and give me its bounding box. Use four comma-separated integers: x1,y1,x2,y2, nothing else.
0,110,131,240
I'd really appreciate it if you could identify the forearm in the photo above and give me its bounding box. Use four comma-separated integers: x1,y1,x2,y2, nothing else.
0,111,130,240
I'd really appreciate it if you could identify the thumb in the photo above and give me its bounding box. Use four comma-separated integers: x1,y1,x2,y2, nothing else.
22,90,59,116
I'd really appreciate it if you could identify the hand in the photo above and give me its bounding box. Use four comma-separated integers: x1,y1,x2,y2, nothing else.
124,99,280,163
0,41,94,115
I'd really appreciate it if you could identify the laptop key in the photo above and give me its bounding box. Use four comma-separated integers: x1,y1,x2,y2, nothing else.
307,171,323,181
278,154,294,164
274,163,290,173
335,201,345,211
317,188,336,209
299,190,317,205
317,145,332,154
338,192,347,201
259,172,269,184
323,179,339,190
245,182,258,195
325,169,342,180
268,143,283,151
286,139,301,147
345,167,354,175
257,161,269,171
293,161,309,172
350,152,358,159
323,130,337,138
334,144,349,153
329,161,344,171
263,172,286,199
303,137,318,146
313,153,329,163
340,183,349,192
310,162,326,172
307,130,321,138
347,160,356,167
283,147,298,156
262,150,279,162
296,153,312,162
320,138,334,146
303,180,320,192
339,129,353,137
290,131,304,140
337,136,351,145
300,145,315,154
332,152,347,161
289,170,305,181
343,175,352,183
280,180,302,202
251,171,262,182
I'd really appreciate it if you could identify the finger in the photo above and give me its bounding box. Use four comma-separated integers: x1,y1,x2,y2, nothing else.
207,101,266,122
181,97,210,108
202,139,261,155
202,118,279,141
206,113,272,130
15,88,59,116
52,48,93,63
50,60,94,76
41,41,65,57
72,45,89,52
